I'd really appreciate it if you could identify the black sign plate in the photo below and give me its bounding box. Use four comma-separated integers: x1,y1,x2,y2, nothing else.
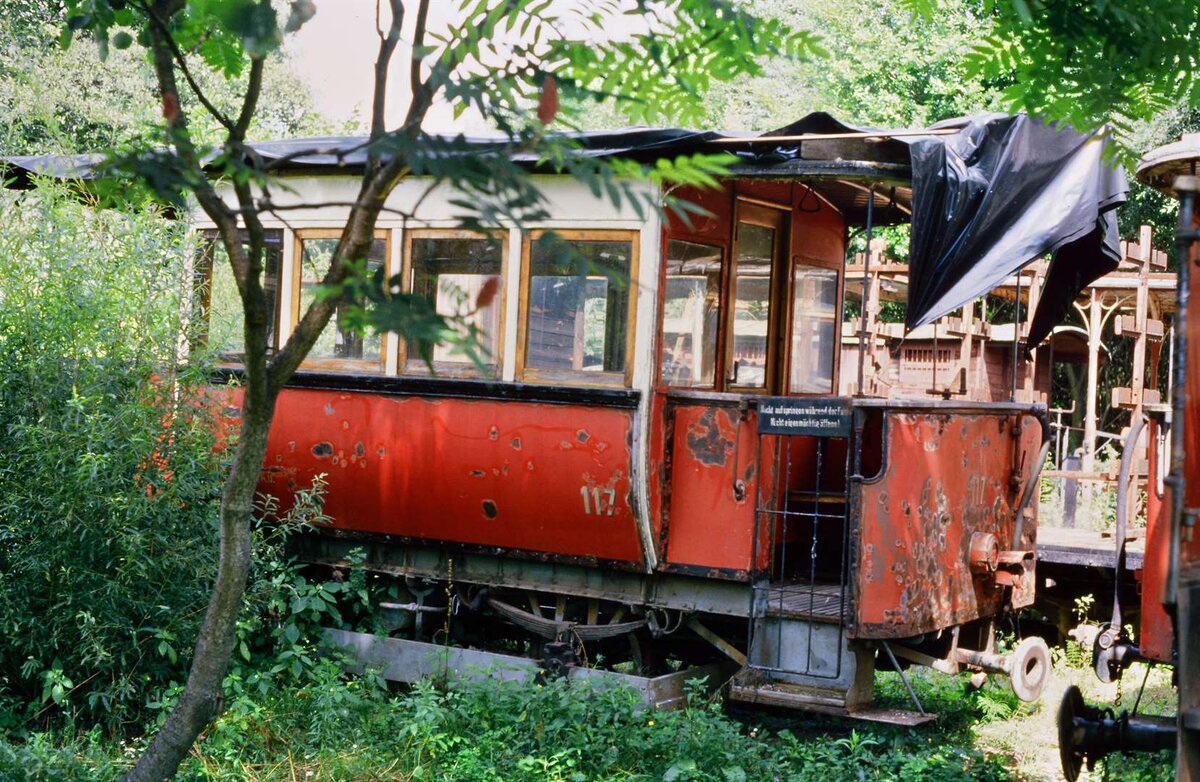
757,397,851,437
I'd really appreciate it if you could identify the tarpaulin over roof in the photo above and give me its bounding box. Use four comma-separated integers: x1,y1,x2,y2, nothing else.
899,114,1126,347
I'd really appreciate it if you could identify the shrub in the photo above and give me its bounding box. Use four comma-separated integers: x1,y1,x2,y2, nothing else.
0,185,221,731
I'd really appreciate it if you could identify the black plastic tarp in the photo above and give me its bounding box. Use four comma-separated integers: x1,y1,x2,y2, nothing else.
901,113,1126,347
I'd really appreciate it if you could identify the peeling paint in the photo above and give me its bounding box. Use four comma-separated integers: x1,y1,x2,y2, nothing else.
684,408,733,467
312,442,333,458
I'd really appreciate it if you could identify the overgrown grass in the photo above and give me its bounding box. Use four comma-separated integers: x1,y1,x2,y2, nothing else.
1,671,1023,782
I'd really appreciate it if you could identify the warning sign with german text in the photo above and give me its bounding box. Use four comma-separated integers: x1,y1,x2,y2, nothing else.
757,398,850,437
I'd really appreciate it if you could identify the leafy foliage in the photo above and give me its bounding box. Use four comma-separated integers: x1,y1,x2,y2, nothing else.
909,0,1200,164
0,186,221,730
0,12,336,156
696,0,1001,131
0,674,1022,781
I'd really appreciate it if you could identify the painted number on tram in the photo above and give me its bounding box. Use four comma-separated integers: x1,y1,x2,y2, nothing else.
581,485,617,516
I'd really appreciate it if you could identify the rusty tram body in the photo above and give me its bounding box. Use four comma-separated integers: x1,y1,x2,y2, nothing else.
1056,137,1200,781
183,120,1069,720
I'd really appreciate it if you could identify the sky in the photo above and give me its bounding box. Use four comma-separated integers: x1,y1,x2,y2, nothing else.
287,0,494,134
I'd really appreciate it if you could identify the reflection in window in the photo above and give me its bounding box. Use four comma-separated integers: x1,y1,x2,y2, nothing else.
298,236,387,363
525,236,632,377
661,240,721,387
790,264,838,393
408,235,503,374
198,229,282,357
730,222,774,388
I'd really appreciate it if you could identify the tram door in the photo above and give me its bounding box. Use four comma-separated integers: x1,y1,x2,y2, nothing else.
726,203,790,394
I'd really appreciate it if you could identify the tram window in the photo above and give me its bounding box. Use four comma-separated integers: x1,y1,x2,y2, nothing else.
522,231,636,384
661,240,721,387
789,264,838,393
197,229,283,358
406,232,504,376
729,221,775,389
295,231,388,367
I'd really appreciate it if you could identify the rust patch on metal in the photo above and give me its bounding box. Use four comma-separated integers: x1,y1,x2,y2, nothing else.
488,425,499,441
312,442,334,458
684,408,734,467
470,469,485,478
576,429,590,443
511,437,522,450
482,499,498,519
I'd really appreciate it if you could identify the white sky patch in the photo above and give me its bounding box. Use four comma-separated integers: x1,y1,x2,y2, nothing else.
287,0,654,134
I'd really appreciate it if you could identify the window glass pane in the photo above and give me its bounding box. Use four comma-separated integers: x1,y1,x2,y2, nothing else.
730,222,773,388
200,229,282,357
661,240,721,387
790,264,839,393
409,236,502,372
526,238,631,375
299,236,387,362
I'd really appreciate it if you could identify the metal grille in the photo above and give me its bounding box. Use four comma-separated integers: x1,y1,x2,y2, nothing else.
748,434,852,680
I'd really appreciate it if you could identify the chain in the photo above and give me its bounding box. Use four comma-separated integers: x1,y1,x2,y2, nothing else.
1115,671,1123,708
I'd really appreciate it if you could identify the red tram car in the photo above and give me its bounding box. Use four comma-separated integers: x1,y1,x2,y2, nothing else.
1057,135,1200,781
181,117,1122,720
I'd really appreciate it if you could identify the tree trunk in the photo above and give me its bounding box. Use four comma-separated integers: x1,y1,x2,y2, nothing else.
122,390,274,782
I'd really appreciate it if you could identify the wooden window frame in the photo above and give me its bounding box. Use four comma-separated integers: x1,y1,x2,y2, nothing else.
658,237,725,389
724,201,790,395
784,258,841,395
516,228,640,388
292,227,391,374
399,228,508,379
196,227,285,361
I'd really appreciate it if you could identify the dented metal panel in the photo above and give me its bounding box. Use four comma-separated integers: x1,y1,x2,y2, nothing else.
662,399,764,573
256,387,644,564
853,411,1041,639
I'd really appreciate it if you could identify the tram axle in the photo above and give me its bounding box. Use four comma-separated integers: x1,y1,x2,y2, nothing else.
1058,685,1176,781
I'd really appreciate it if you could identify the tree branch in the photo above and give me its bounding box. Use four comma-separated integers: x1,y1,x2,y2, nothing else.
405,0,432,130
134,0,237,133
235,57,266,138
371,0,406,151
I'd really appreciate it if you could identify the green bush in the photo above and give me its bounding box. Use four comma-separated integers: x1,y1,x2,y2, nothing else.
0,185,221,731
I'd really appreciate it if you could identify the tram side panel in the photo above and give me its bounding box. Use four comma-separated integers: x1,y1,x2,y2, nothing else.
1141,417,1174,662
852,411,1041,639
254,387,646,565
658,398,770,575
